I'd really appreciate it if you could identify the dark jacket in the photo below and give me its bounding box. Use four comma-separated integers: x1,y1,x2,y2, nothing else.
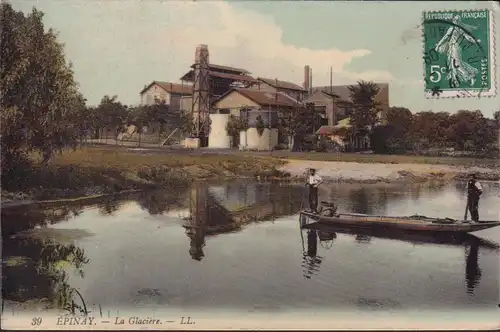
467,179,482,198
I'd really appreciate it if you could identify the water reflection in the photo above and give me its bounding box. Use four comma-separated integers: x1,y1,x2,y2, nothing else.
183,182,304,261
299,214,498,295
301,230,322,279
1,180,499,312
2,235,90,313
465,238,482,294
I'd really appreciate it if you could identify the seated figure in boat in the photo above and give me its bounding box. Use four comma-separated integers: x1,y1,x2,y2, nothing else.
318,201,339,217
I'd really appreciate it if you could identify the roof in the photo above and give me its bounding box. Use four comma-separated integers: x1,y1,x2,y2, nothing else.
315,126,337,135
311,83,389,102
189,63,250,74
303,90,340,104
140,81,193,95
315,124,350,136
257,77,306,92
334,117,352,128
217,88,301,108
180,70,257,83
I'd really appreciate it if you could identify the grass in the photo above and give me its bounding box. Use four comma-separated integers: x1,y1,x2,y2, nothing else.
45,146,280,168
2,146,286,200
3,145,497,202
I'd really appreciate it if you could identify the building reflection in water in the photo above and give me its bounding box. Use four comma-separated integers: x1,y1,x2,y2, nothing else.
185,184,234,261
184,182,304,261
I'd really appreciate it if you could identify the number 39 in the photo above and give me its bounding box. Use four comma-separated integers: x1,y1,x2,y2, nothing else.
429,65,446,83
31,317,42,326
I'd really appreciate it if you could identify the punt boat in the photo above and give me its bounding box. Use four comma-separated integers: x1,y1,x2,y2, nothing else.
299,210,500,234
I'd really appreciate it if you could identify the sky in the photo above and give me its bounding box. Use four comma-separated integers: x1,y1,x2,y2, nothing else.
11,0,500,117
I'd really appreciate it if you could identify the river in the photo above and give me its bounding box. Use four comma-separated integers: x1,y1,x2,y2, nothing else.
1,179,499,328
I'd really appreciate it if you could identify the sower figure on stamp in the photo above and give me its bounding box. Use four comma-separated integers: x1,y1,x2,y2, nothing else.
305,168,323,214
466,174,483,222
434,15,480,87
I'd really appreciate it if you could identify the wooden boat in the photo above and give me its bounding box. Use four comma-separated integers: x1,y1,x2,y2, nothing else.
300,210,500,234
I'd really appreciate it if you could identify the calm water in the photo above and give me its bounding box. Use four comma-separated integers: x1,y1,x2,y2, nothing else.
2,180,499,316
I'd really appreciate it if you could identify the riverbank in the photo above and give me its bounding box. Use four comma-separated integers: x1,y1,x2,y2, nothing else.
280,159,500,184
1,146,498,208
0,147,287,207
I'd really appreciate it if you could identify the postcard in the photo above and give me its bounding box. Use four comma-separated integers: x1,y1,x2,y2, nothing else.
1,0,499,330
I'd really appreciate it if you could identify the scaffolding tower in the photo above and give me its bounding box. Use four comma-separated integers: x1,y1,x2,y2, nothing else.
191,44,211,147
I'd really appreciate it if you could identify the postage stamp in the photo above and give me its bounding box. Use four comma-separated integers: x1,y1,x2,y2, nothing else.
422,9,496,98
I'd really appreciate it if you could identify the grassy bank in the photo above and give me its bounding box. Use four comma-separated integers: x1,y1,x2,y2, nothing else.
1,147,287,202
2,145,498,204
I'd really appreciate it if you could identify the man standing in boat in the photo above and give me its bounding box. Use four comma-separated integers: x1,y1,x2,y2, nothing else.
466,174,483,222
306,168,323,213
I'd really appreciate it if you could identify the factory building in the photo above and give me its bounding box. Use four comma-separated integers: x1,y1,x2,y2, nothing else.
139,81,192,108
213,88,301,150
247,77,307,102
138,45,390,151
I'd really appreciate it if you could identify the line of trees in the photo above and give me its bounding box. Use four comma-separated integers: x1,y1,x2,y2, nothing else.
1,1,497,187
371,108,499,156
0,2,192,181
85,95,192,145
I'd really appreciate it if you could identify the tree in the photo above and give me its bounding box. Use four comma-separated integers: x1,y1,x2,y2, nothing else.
225,113,248,147
278,106,316,150
94,95,129,143
493,110,500,121
255,115,265,136
346,81,381,137
128,106,149,147
179,111,194,137
370,107,413,154
410,111,452,150
447,110,481,150
1,3,86,172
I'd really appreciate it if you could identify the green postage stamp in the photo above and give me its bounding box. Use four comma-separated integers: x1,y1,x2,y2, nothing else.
423,9,496,98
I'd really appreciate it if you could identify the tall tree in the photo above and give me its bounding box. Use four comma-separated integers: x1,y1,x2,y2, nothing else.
278,105,317,150
95,95,129,143
1,3,86,170
410,111,452,150
370,107,413,154
448,110,495,152
346,81,381,137
128,106,149,147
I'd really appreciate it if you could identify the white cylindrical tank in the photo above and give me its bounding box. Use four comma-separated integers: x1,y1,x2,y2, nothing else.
246,128,278,151
239,131,247,150
208,114,231,148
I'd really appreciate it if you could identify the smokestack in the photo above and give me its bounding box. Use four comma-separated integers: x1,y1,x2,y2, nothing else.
195,44,210,65
309,67,312,94
304,65,310,91
330,66,333,94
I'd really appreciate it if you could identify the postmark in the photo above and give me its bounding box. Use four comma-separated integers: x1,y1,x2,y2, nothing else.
422,9,496,98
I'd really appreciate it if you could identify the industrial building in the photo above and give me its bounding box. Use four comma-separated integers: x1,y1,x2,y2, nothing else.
139,81,193,108
213,87,301,150
139,44,390,151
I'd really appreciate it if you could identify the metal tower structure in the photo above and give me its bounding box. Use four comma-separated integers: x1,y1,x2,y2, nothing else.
191,44,211,147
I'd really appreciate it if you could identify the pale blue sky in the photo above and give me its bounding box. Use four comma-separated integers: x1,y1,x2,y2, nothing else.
12,0,500,117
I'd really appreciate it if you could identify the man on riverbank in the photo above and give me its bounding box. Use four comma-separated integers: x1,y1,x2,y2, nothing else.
306,168,323,213
466,174,483,222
